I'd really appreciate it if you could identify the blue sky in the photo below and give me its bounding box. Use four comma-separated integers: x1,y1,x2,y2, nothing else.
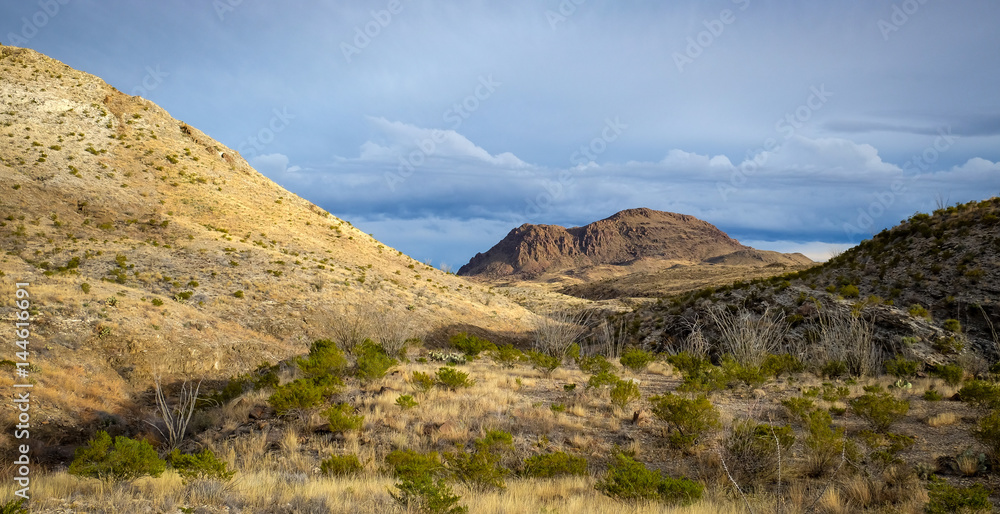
3,0,999,267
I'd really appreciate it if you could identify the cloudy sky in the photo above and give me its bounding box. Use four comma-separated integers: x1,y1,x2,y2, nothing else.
3,1,999,267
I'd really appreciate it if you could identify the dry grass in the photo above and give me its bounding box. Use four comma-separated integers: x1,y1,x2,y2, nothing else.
926,412,959,427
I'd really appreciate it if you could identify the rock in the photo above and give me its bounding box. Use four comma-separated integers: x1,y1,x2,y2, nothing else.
248,404,272,420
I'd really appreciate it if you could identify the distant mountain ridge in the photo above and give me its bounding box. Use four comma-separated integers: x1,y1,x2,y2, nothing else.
458,208,811,279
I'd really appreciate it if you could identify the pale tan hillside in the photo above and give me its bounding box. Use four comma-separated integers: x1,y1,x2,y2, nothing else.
0,46,537,438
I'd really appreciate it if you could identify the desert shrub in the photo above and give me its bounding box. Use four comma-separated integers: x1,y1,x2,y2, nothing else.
595,453,703,505
0,499,27,514
908,304,931,320
856,430,915,469
649,393,721,450
971,410,1000,464
320,454,363,476
782,397,815,420
167,448,235,483
820,360,849,378
578,354,614,375
68,431,166,482
444,431,513,492
411,371,436,393
396,394,419,409
80,282,91,293
151,298,164,306
297,339,348,378
385,449,442,479
722,420,795,489
586,370,620,390
802,409,848,477
942,319,962,333
923,388,944,401
932,336,964,355
667,352,727,393
436,367,474,390
720,357,770,389
232,290,244,298
268,376,339,415
924,479,992,514
620,348,655,373
609,378,641,410
849,388,909,433
487,344,524,369
525,350,561,374
353,339,398,382
522,451,588,478
958,380,1000,411
885,355,921,379
325,402,364,432
931,362,964,386
391,474,467,514
450,332,496,358
761,353,804,377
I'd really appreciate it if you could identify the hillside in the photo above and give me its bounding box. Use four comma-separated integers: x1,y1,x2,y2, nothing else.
0,46,535,443
641,197,1000,365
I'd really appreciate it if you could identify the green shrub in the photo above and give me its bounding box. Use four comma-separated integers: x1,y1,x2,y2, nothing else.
761,353,804,377
80,282,91,293
297,339,349,378
412,371,436,393
649,393,721,450
942,319,962,333
391,474,467,514
444,447,508,492
586,370,620,390
923,388,943,401
268,376,339,415
932,337,964,356
820,360,849,378
885,355,920,379
232,290,244,298
525,350,561,374
385,449,442,480
396,394,419,409
720,357,771,389
151,298,163,306
320,454,363,476
167,448,235,483
782,397,815,420
667,352,727,393
609,378,641,410
856,430,914,468
449,332,496,358
0,498,27,514
849,387,909,432
353,339,397,382
802,409,848,477
578,354,614,375
971,410,1000,464
931,362,964,386
436,367,474,390
839,284,860,298
925,479,992,514
620,348,655,373
325,402,364,432
522,451,588,478
957,380,1000,411
487,344,524,369
68,431,166,482
595,453,703,505
908,304,931,320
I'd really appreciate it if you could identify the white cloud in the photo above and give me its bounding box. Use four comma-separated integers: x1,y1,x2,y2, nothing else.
740,240,855,263
251,153,297,174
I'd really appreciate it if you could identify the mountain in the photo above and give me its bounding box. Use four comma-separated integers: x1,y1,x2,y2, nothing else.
458,208,811,281
0,46,534,438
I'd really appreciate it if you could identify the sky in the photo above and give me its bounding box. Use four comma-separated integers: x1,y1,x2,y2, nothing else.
3,0,999,268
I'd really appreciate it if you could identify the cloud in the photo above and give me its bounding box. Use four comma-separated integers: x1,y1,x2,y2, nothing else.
251,153,299,174
740,240,855,263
